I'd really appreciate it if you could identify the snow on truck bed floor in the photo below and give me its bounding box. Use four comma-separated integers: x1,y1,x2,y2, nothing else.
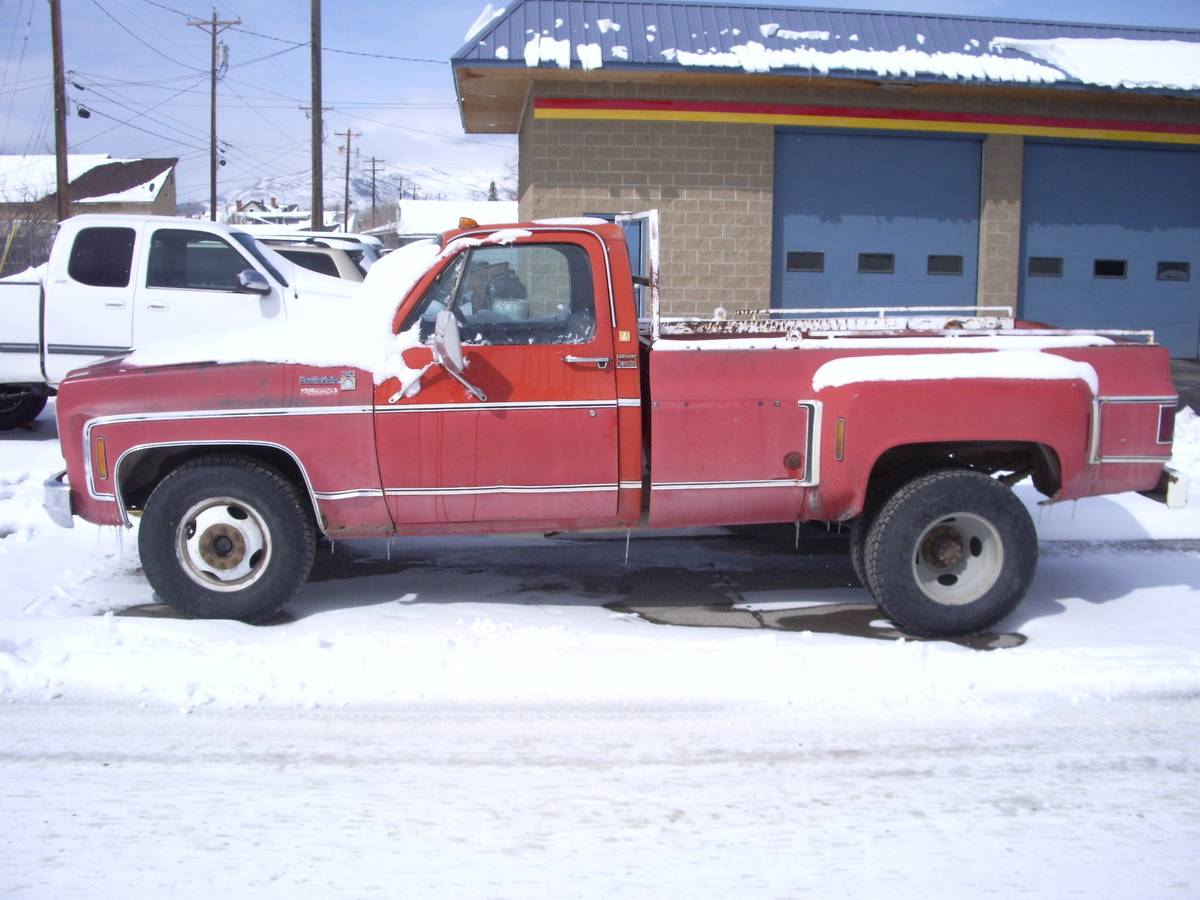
3,403,1200,897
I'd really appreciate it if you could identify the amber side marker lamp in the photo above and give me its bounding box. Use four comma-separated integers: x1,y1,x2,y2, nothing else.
95,437,109,480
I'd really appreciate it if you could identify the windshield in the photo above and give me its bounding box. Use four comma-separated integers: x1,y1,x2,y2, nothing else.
230,231,290,288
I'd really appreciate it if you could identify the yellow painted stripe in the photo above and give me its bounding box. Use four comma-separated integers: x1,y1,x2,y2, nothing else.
534,107,1200,145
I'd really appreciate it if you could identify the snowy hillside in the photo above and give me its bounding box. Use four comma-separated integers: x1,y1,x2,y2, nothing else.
223,157,511,212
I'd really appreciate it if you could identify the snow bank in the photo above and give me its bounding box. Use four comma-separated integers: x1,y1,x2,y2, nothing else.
990,36,1200,91
812,350,1099,393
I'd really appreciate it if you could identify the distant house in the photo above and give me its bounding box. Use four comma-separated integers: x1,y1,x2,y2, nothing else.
228,197,311,227
0,154,177,274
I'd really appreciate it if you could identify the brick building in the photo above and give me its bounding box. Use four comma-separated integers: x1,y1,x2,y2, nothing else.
452,1,1200,355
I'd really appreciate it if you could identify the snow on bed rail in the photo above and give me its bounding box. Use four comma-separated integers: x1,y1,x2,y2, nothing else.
651,333,1115,352
812,351,1099,393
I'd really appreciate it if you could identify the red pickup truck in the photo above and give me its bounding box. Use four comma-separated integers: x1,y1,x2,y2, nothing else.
45,215,1186,636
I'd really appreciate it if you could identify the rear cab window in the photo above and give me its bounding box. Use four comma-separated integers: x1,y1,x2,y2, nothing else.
68,227,136,287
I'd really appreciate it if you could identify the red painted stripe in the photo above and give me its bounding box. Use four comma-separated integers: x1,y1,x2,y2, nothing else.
535,97,1200,137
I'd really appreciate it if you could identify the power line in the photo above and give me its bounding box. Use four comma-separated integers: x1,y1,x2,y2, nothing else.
89,0,208,73
135,0,200,17
228,25,445,64
71,75,208,149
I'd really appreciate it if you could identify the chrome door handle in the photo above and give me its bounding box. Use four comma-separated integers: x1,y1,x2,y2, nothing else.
104,300,126,309
147,302,169,310
563,355,610,369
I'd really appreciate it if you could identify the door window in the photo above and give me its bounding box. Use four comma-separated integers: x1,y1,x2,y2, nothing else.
68,227,135,287
404,243,595,345
146,228,249,291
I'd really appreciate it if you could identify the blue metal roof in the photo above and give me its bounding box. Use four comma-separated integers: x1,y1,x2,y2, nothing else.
452,0,1200,94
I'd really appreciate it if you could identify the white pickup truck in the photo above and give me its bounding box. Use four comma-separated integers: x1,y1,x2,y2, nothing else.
0,214,359,428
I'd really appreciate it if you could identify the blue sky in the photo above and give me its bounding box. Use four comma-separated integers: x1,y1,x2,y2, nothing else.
1,0,1198,205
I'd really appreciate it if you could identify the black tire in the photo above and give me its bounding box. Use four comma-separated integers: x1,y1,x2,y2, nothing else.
848,514,872,590
864,469,1037,637
138,457,316,623
0,386,48,430
849,464,929,593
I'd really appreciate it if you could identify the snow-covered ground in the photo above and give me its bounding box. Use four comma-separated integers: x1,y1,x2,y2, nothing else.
2,402,1199,896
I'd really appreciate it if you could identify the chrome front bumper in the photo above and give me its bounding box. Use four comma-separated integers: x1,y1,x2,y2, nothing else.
43,470,75,529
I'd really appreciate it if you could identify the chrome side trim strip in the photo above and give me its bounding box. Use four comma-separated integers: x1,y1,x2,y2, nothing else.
0,342,39,353
618,481,642,489
109,439,333,534
312,488,385,500
1095,395,1179,404
384,483,618,496
376,399,618,414
617,398,641,408
1094,456,1173,464
47,344,132,355
652,479,805,491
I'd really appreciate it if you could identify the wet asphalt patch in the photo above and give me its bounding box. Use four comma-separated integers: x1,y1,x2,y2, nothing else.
607,600,1026,651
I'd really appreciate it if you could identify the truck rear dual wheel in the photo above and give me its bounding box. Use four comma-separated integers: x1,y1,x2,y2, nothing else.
0,386,48,431
864,469,1037,637
138,458,316,623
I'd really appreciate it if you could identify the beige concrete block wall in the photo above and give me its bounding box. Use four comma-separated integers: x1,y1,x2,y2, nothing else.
977,134,1024,313
519,101,774,316
517,77,1199,318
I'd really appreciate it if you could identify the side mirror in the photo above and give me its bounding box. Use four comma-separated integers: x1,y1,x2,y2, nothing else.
236,268,271,295
432,309,465,375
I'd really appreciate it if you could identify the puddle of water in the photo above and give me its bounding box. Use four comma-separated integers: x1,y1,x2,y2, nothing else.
611,601,1026,652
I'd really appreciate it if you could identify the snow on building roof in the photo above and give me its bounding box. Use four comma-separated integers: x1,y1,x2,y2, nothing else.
396,199,519,236
69,159,176,205
0,154,113,204
0,155,176,205
452,0,1200,94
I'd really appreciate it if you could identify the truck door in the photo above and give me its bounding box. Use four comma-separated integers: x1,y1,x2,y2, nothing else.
42,224,137,384
133,226,283,348
374,232,620,527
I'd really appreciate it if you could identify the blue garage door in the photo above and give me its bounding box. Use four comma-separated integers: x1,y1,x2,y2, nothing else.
772,131,981,310
1021,142,1200,358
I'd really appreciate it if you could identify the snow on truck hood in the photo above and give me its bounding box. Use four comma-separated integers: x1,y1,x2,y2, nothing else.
125,239,441,383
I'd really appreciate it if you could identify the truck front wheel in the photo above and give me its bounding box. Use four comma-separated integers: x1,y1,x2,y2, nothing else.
864,469,1037,637
0,385,48,430
138,457,316,623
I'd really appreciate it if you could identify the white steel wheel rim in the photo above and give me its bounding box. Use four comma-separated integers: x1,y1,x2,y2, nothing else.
175,496,273,593
910,512,1003,607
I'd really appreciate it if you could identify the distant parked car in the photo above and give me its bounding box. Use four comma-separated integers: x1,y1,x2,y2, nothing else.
265,243,365,282
238,227,385,272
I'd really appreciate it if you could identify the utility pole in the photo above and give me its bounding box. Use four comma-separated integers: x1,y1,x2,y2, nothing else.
366,157,384,227
335,129,359,232
188,8,240,221
49,0,69,221
310,0,323,230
